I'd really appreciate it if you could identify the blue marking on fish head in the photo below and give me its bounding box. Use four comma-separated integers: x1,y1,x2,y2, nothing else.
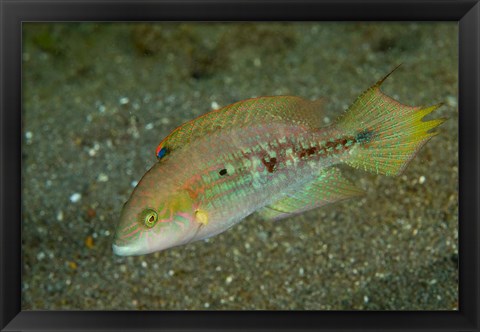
157,147,167,159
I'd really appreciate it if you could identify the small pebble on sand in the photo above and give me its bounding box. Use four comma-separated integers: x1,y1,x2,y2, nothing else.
211,101,220,110
69,193,82,203
419,176,426,184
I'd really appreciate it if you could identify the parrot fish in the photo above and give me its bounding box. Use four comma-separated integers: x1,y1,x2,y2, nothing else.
112,67,445,256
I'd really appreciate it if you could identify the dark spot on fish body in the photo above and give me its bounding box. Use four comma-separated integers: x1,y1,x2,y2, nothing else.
338,138,349,146
355,129,375,145
298,146,318,159
261,157,277,173
219,168,227,176
317,136,356,156
324,140,338,150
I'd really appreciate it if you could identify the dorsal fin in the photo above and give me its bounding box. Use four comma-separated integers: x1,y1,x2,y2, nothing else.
156,96,325,159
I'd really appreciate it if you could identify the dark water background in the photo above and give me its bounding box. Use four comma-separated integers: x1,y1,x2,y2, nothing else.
22,22,458,310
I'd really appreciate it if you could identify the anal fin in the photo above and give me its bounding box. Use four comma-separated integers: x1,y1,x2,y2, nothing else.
258,167,364,221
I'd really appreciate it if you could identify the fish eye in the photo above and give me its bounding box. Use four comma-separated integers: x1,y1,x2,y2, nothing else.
142,209,158,228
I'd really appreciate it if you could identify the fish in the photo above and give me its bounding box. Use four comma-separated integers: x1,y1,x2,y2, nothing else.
112,67,445,256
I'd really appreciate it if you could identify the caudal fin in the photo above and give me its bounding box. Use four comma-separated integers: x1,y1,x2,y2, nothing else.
336,67,446,176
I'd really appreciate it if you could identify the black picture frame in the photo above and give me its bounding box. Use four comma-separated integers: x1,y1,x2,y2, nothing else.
1,0,479,331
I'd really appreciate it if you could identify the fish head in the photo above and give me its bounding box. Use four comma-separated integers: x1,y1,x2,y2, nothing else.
112,182,200,256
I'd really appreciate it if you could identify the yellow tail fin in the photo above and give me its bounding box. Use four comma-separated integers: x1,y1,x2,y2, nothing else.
336,67,446,176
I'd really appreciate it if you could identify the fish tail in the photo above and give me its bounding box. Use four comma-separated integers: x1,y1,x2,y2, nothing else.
336,67,446,176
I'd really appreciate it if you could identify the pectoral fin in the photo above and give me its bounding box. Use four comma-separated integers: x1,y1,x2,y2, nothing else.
258,167,364,221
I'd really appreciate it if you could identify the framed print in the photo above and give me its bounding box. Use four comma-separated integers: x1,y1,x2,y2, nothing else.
1,0,479,331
